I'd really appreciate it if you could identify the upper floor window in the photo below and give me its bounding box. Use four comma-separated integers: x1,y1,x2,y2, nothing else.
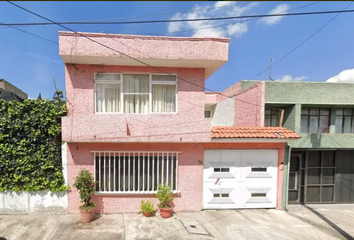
301,108,329,133
204,105,215,119
335,109,354,133
264,108,282,127
95,73,176,113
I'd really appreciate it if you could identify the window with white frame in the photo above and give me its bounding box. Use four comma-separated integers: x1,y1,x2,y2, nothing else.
95,73,177,113
93,151,178,193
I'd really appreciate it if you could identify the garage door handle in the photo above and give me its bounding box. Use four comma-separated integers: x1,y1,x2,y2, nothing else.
215,178,220,185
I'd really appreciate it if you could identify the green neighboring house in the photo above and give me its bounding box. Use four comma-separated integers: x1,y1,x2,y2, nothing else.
240,80,354,207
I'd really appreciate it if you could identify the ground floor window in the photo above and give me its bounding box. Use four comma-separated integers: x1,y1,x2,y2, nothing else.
93,151,179,193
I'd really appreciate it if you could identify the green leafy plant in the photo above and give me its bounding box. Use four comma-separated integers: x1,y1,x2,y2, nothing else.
156,183,173,209
73,169,96,210
140,200,155,213
0,99,68,192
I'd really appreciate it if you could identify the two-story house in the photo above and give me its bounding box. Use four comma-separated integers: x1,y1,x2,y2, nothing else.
59,31,299,213
215,80,354,208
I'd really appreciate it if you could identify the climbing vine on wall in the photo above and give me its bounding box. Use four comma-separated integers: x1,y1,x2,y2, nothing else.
0,99,68,192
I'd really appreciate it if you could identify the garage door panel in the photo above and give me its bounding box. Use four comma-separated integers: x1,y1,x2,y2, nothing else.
241,165,278,182
221,150,241,164
239,183,277,208
240,150,278,166
204,187,238,209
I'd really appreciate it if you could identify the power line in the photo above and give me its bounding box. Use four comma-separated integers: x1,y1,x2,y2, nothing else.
2,8,354,27
249,1,354,80
0,21,58,44
6,0,270,110
0,1,251,30
67,1,251,22
0,2,320,47
142,1,322,36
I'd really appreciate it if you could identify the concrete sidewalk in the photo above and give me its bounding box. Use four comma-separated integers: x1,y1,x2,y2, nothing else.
0,206,353,240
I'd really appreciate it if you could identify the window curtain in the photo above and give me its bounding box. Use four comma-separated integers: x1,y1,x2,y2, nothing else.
96,83,120,112
152,85,176,112
123,74,149,113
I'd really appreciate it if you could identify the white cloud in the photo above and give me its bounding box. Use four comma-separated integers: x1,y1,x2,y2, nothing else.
167,2,259,38
326,68,354,83
275,75,308,82
168,13,183,33
227,22,248,37
215,1,234,8
260,4,289,26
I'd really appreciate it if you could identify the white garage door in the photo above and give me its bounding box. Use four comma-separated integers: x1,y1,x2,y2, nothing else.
203,149,278,209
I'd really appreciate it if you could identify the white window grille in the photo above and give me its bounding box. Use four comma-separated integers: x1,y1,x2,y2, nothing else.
95,73,177,113
92,151,179,194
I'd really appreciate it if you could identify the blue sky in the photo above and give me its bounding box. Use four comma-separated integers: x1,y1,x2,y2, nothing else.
0,1,354,99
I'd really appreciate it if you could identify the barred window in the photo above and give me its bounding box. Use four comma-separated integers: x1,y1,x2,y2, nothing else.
93,151,178,193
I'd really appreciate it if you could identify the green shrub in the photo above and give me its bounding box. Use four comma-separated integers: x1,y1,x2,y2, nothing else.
140,200,154,213
0,99,67,192
156,183,173,209
73,169,96,210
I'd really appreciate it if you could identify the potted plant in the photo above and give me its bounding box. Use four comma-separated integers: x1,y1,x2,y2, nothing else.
140,200,155,217
73,169,96,223
156,183,173,218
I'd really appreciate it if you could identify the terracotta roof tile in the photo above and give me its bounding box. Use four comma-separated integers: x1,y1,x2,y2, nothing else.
211,127,300,139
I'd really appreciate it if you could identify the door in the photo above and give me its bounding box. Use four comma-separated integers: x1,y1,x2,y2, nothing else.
288,153,302,203
203,149,278,209
304,151,335,203
335,150,354,203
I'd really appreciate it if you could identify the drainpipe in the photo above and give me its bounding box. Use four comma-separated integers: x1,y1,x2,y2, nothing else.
285,144,292,211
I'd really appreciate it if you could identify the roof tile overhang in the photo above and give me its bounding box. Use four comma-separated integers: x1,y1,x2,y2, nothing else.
211,127,300,142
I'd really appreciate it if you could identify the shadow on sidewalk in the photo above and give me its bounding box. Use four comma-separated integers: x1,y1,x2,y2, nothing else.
303,204,354,240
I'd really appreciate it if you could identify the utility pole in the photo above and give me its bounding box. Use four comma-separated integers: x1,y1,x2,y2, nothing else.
52,77,62,103
268,58,274,81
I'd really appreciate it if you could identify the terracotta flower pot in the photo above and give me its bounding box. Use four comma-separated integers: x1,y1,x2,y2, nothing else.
143,212,152,217
159,207,173,218
80,207,95,223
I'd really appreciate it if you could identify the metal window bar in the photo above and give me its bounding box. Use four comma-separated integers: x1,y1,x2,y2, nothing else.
138,152,140,192
109,152,111,191
151,155,155,191
170,153,173,190
162,152,164,185
93,151,179,194
147,152,150,192
133,152,135,192
167,153,169,186
114,153,116,191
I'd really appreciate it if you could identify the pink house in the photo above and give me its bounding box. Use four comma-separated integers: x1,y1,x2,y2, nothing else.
59,31,299,213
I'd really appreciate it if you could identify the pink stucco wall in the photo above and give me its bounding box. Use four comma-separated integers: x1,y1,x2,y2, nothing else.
62,64,212,143
233,82,265,127
67,143,204,213
218,82,241,101
204,92,219,105
59,32,229,62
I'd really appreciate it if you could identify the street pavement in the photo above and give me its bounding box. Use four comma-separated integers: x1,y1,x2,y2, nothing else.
1,205,354,240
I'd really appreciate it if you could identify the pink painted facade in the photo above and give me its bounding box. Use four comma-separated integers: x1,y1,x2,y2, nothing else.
233,81,265,127
67,143,204,213
59,31,289,214
62,64,212,143
204,92,219,105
